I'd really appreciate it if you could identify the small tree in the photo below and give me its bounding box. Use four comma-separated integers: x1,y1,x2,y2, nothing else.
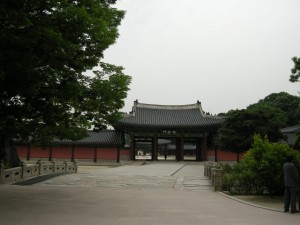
290,56,300,83
222,162,258,194
218,106,286,161
243,134,300,195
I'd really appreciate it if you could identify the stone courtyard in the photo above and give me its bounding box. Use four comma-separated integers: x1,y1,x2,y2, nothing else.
0,162,299,225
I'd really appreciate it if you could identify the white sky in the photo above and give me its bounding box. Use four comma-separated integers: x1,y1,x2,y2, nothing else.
103,0,300,115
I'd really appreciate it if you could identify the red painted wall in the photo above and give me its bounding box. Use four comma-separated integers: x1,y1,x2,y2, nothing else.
74,147,95,159
30,146,50,158
207,149,245,161
17,146,28,158
17,145,245,162
16,145,120,161
52,147,72,159
97,148,116,160
120,149,130,156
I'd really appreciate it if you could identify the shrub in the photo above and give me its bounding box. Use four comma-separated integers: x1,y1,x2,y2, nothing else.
222,134,300,195
244,134,300,195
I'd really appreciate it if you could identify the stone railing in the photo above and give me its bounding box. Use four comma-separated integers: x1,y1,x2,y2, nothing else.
0,159,78,184
204,161,224,192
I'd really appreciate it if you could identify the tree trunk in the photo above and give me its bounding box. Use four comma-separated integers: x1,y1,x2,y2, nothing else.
0,136,20,168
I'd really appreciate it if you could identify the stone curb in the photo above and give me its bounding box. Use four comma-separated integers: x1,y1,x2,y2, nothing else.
218,192,286,213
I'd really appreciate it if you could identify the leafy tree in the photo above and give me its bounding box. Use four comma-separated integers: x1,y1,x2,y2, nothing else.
223,135,300,195
0,1,131,166
218,105,287,160
256,92,300,126
243,134,300,195
290,56,300,83
222,161,258,194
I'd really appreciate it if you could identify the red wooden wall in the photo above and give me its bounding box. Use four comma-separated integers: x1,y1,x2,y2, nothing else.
207,149,245,161
17,145,243,162
16,145,121,162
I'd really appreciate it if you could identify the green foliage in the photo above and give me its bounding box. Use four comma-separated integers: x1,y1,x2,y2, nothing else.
223,135,300,195
290,56,300,83
218,92,300,159
0,1,130,166
222,162,259,194
255,92,300,126
218,106,286,154
244,135,299,194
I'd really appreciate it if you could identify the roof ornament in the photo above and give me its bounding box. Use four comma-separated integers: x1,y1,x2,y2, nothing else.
132,99,138,116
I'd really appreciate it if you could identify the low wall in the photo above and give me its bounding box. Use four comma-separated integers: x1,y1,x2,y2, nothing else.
204,161,224,192
16,145,128,163
0,159,78,184
207,150,245,162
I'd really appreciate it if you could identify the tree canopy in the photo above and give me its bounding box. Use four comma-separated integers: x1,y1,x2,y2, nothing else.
0,0,131,166
218,104,287,158
256,92,300,126
290,56,300,83
223,135,300,195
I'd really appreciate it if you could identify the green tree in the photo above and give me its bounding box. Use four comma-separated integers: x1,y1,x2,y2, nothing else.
243,134,300,195
218,105,287,160
0,0,130,166
256,92,300,126
290,56,300,83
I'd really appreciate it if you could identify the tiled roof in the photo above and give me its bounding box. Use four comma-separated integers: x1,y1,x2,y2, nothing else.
53,130,123,147
280,125,300,146
280,125,300,133
115,101,223,131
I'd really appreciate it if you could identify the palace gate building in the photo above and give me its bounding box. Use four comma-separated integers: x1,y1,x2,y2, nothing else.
114,100,223,161
16,100,227,163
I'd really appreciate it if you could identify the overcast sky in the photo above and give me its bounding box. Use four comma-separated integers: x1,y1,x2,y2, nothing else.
103,0,300,115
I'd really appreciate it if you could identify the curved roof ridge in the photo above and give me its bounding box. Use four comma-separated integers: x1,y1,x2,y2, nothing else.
115,100,223,131
136,102,201,110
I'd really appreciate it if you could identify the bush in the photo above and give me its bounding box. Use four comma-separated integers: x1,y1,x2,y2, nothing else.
222,162,263,194
222,134,300,195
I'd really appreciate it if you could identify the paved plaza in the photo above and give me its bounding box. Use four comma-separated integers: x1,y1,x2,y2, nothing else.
0,161,299,225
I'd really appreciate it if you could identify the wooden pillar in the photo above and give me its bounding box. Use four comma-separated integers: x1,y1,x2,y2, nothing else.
180,136,184,161
176,136,184,161
27,143,31,161
201,134,208,161
152,135,158,161
94,146,97,163
196,138,200,161
116,147,120,163
71,145,75,162
49,145,53,161
130,133,135,160
214,147,218,162
175,138,180,161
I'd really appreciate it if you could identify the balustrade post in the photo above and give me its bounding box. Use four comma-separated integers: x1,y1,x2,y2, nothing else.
21,161,27,179
204,162,208,176
64,160,68,173
36,160,42,175
214,169,224,192
51,159,56,173
73,159,78,173
211,168,216,185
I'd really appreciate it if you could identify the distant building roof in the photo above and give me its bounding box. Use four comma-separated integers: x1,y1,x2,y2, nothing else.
114,100,223,132
14,130,123,147
280,125,300,133
280,125,300,146
53,130,123,147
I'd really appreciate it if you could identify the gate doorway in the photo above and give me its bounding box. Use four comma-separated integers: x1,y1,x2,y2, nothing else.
135,138,177,161
133,137,201,161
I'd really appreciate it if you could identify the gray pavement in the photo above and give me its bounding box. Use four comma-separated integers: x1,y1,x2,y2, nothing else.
0,161,299,225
